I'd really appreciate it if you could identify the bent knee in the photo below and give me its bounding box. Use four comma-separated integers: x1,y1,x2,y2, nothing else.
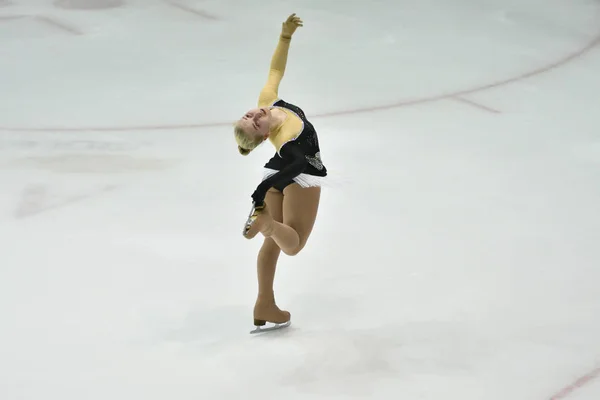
283,247,301,256
282,242,306,257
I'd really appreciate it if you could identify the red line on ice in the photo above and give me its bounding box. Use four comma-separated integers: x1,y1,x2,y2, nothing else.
549,366,600,400
0,18,599,132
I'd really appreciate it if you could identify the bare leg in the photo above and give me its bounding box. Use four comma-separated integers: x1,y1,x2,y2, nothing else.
256,189,283,298
244,185,320,256
254,189,290,324
278,183,321,255
251,184,322,325
262,219,300,255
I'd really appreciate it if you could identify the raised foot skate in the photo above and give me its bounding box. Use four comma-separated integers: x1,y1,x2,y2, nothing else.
242,203,264,237
243,200,278,239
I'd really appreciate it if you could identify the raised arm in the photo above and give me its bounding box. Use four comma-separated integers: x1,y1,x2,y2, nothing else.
257,14,303,107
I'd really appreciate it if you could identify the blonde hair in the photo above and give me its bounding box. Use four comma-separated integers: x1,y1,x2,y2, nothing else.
233,122,264,156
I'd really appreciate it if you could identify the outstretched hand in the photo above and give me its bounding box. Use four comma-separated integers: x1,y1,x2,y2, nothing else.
281,13,303,38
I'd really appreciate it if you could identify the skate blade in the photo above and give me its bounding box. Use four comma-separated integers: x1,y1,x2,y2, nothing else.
242,215,257,236
249,320,291,334
242,203,264,237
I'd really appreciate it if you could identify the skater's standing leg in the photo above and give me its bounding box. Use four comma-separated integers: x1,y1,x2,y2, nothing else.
254,188,290,325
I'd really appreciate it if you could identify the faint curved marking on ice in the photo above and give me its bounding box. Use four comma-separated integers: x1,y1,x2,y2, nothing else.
33,15,82,35
14,183,118,219
163,0,219,20
0,14,82,35
53,0,125,10
10,154,175,174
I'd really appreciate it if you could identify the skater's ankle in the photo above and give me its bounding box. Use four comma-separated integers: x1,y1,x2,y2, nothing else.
256,291,275,302
261,223,275,237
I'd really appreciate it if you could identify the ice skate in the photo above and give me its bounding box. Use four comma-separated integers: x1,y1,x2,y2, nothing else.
243,202,274,239
250,295,291,334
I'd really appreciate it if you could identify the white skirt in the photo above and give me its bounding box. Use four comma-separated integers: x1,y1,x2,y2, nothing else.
262,168,327,188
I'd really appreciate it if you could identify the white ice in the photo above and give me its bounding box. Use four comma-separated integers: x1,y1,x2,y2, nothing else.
1,0,600,399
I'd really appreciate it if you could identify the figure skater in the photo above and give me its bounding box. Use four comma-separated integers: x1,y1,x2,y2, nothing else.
233,13,327,330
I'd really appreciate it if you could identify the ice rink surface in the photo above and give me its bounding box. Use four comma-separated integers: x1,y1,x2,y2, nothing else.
1,0,600,399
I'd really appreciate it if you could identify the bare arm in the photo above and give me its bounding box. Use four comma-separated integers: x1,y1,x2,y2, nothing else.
257,35,292,107
257,14,304,107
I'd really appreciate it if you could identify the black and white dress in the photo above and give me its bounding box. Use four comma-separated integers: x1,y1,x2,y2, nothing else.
250,99,328,205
